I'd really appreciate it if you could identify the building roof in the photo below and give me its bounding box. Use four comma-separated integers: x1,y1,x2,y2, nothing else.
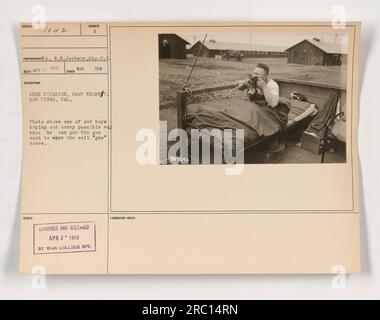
285,39,347,54
160,34,190,45
191,40,286,52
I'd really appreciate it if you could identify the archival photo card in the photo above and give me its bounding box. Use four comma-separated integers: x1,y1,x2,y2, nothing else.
19,22,361,274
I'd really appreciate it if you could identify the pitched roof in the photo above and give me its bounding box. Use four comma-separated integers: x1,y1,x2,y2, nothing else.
285,39,347,54
191,40,286,52
160,34,190,45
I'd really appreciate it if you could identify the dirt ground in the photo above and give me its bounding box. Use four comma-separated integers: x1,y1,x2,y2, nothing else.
159,57,347,133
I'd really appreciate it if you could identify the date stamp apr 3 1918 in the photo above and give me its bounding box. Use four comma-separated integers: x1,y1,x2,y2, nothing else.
33,221,96,255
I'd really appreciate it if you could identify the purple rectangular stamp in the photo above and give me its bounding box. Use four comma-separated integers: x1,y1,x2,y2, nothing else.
33,221,96,255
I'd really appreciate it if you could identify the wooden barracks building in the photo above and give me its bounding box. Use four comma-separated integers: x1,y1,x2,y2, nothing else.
158,34,190,59
285,38,347,66
188,39,286,58
158,35,346,66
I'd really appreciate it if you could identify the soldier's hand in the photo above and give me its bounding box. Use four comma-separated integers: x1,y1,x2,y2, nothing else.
256,78,267,89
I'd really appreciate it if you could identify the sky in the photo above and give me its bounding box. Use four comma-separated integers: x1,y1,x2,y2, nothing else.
179,32,349,49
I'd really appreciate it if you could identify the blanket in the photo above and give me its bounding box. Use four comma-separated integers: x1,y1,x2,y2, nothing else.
185,98,287,147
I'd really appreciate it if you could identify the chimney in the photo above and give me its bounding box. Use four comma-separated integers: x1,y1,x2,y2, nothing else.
313,37,321,42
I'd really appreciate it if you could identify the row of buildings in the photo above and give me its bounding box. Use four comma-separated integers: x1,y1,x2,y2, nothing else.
158,34,347,66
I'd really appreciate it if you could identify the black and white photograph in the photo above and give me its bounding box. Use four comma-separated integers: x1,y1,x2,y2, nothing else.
159,31,348,164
